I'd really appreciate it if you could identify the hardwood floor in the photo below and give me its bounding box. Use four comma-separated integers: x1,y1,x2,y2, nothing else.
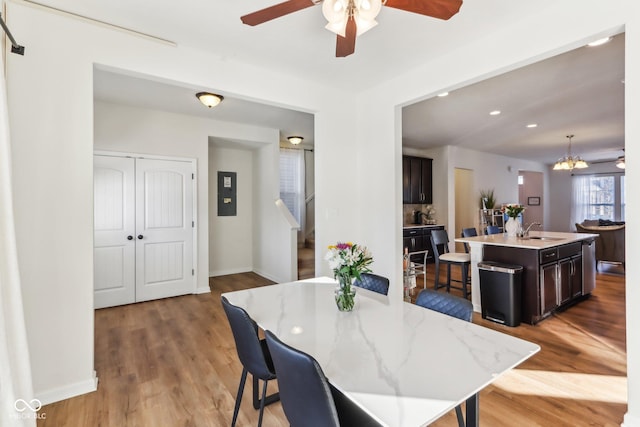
38,266,626,426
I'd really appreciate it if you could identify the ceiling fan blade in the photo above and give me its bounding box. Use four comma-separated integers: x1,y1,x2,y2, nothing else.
384,0,463,20
336,16,357,57
241,0,317,26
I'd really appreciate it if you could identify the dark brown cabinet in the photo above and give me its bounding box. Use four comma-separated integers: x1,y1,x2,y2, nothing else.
483,241,585,324
402,225,444,263
402,155,432,204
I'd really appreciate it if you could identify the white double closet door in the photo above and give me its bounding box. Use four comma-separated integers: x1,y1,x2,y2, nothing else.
94,154,195,309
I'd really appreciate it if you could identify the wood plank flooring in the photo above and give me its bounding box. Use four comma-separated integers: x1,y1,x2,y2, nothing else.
38,265,626,426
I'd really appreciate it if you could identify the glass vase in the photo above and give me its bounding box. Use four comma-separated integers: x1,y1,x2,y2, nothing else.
335,273,356,311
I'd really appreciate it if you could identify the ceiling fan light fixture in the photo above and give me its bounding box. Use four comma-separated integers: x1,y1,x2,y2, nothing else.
288,136,304,145
322,0,382,36
616,156,625,169
196,92,223,108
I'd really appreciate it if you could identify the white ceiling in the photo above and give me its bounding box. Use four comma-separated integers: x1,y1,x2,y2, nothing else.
69,0,624,164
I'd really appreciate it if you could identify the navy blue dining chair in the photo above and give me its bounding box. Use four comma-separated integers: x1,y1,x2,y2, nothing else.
486,225,501,235
415,288,473,426
221,296,280,427
353,272,390,295
265,330,382,427
461,227,478,254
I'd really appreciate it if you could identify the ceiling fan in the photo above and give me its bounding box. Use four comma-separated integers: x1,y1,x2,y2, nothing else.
241,0,463,57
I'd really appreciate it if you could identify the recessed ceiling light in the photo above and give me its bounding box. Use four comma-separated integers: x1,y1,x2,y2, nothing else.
489,110,501,116
526,123,538,128
437,92,449,97
587,37,612,47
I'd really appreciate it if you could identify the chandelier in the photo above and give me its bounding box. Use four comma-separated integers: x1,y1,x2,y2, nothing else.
553,135,588,171
322,0,383,37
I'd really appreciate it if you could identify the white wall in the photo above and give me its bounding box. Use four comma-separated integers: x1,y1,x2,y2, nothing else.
356,1,639,423
6,1,346,402
208,144,254,276
5,0,640,424
94,101,210,293
253,143,299,283
404,145,548,239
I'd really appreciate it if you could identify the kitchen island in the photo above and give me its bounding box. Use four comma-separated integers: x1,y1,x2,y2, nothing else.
456,231,598,324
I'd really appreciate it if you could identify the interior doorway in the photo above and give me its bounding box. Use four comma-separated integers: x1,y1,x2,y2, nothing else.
454,168,475,252
518,170,544,228
93,153,196,308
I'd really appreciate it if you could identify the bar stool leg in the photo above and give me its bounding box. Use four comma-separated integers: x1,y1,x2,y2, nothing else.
446,264,452,293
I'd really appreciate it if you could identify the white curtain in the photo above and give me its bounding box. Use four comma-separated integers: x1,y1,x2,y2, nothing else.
0,52,36,426
279,148,305,238
571,175,591,228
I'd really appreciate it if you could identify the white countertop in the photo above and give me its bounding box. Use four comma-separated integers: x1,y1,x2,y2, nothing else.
223,278,539,426
455,231,598,250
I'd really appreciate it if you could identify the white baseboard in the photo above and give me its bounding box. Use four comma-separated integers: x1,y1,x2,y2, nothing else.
195,286,211,294
252,268,281,283
209,267,253,277
36,371,98,405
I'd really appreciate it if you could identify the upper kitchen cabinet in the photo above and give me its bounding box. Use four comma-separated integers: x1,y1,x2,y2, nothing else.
402,155,432,204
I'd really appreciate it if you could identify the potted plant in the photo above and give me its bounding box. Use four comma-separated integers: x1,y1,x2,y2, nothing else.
479,189,496,210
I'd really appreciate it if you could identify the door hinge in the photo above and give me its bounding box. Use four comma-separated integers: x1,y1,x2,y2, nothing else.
192,173,194,179
192,269,195,276
192,221,195,227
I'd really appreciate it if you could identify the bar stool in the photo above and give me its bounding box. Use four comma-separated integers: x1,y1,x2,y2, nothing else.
430,229,471,299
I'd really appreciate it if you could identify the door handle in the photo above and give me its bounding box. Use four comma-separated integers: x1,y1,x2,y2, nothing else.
137,235,143,240
127,235,133,240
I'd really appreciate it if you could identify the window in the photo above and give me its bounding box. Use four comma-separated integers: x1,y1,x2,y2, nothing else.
279,148,305,227
572,173,625,224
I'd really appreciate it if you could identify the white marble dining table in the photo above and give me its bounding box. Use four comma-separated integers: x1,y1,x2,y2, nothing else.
222,277,540,427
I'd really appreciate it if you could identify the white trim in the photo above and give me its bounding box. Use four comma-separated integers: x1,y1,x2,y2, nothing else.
36,371,98,405
209,267,254,277
195,286,211,295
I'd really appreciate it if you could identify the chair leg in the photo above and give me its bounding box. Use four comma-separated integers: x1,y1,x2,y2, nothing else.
231,368,248,427
252,375,260,409
434,261,441,290
252,376,280,410
446,264,452,293
455,404,465,427
462,263,469,299
257,379,269,427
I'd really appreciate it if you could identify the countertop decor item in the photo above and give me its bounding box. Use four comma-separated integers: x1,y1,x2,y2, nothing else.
502,204,525,218
502,204,525,237
325,242,373,311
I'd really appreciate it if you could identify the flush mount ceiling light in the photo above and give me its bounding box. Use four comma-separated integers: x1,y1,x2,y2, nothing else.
288,136,304,145
616,149,625,169
553,134,588,171
196,92,224,108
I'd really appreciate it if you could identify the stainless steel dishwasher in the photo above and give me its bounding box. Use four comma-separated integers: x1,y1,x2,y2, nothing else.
582,238,596,294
